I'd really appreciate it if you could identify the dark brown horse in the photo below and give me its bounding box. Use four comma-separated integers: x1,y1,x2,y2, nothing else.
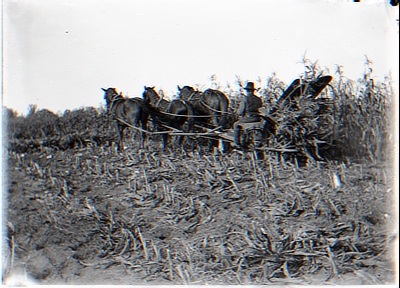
177,86,230,129
177,85,231,152
142,86,194,150
102,87,149,150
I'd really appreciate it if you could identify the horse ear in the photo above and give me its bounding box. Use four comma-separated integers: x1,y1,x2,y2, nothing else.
177,85,181,91
101,88,107,92
150,86,155,90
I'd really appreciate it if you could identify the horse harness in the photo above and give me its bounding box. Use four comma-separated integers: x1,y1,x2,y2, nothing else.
108,93,125,113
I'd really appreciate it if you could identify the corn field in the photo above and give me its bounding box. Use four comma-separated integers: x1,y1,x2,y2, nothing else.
2,61,397,285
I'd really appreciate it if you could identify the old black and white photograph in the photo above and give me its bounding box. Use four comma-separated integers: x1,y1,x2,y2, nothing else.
2,0,399,286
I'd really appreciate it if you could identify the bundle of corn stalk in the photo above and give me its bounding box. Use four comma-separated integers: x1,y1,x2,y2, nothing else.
262,75,335,161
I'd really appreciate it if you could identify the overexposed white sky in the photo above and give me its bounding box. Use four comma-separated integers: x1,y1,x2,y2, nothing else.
3,0,399,114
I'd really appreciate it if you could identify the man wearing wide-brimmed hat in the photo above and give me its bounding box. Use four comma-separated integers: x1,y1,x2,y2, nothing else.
233,82,263,146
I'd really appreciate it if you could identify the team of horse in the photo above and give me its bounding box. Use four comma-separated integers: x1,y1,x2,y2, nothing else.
101,75,332,154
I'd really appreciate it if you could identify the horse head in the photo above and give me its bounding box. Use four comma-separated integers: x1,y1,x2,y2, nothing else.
102,87,119,111
143,86,160,106
177,85,197,100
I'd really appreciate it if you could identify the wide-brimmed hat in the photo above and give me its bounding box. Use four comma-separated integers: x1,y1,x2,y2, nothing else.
244,82,256,91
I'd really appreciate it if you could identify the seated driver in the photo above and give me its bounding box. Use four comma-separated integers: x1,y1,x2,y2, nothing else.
234,82,263,146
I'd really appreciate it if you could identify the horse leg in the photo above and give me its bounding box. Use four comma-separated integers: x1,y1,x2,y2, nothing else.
140,116,148,149
176,122,188,152
138,121,144,149
184,118,195,154
214,115,226,154
116,123,125,152
129,115,140,149
256,150,265,160
208,138,215,153
162,133,169,152
222,141,232,154
176,135,188,152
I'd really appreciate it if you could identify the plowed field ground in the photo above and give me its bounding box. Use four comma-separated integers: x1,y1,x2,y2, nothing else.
2,140,397,285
